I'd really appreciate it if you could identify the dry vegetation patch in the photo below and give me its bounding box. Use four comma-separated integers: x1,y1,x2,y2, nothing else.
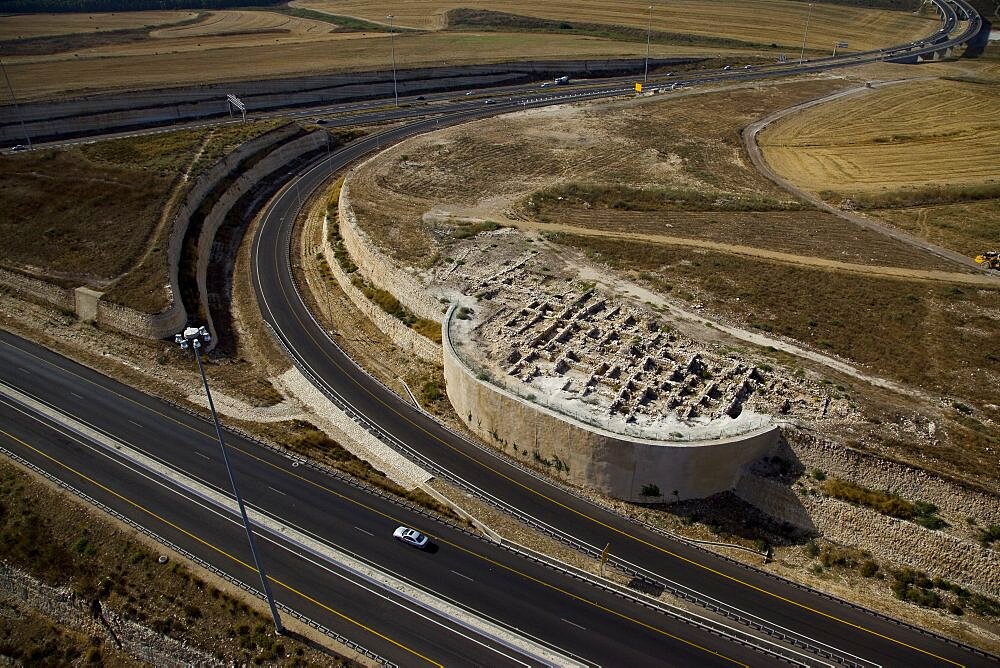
0,121,280,307
0,10,197,40
295,0,930,50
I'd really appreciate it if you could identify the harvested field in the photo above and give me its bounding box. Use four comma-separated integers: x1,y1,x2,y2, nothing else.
759,77,1000,259
4,31,695,100
759,79,1000,193
294,0,932,50
148,10,336,39
0,10,196,40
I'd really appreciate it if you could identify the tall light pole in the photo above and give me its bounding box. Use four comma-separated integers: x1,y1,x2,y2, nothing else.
644,5,653,83
799,2,814,65
175,326,284,636
387,14,399,107
0,58,31,150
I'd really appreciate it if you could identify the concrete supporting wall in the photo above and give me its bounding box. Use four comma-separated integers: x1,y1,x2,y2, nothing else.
338,172,443,322
321,214,441,364
442,304,779,502
73,287,101,322
194,130,328,346
0,268,75,312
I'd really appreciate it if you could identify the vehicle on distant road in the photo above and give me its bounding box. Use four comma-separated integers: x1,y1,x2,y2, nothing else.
393,526,430,549
554,75,570,85
744,64,753,70
484,99,494,104
10,144,27,152
416,95,426,101
465,91,473,96
723,65,732,70
540,82,551,87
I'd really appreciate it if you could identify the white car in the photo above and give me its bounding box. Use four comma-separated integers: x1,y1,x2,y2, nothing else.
723,65,732,71
393,526,430,549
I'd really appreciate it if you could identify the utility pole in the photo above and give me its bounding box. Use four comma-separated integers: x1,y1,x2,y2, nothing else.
0,58,32,150
644,5,653,83
799,2,814,65
175,326,284,636
387,14,399,107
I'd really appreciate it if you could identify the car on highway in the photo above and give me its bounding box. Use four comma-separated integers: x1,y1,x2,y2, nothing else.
744,64,753,70
416,95,426,101
723,65,732,70
393,526,430,549
465,91,473,95
484,99,494,104
10,144,27,152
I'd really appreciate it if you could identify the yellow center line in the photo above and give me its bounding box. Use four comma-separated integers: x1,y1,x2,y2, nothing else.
272,277,966,667
0,425,442,668
1,340,749,665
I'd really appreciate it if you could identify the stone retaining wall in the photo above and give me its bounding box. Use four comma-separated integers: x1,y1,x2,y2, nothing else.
338,174,442,322
443,303,780,502
321,213,441,364
783,427,1000,526
0,563,217,666
195,129,328,345
803,496,1000,599
0,268,75,312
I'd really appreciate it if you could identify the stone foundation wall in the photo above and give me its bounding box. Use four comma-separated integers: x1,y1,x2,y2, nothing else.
803,496,1000,599
321,214,441,364
443,304,779,502
338,173,442,322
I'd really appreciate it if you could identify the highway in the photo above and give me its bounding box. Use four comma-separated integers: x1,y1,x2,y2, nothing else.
1,0,994,664
0,331,778,667
246,3,994,666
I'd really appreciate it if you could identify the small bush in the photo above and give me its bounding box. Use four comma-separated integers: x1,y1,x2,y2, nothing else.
803,540,820,558
640,483,661,497
859,560,879,577
822,478,914,519
977,524,1000,548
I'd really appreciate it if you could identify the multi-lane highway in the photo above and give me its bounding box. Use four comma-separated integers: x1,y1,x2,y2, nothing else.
0,331,787,667
3,0,995,664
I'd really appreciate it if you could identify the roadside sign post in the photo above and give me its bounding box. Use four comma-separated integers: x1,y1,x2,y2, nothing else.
226,94,247,123
635,82,643,94
833,41,849,56
599,542,610,577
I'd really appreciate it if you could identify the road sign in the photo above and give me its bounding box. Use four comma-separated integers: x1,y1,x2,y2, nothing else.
635,82,643,93
836,41,849,48
777,53,787,63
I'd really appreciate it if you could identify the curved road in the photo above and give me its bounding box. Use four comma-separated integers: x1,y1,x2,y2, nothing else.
249,13,996,667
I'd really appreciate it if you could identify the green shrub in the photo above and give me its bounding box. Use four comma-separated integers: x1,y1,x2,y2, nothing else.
822,478,914,519
640,483,661,497
978,524,1000,548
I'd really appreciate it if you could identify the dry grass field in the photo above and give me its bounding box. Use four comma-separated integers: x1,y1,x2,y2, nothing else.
759,79,1000,193
0,121,279,306
350,77,956,272
1,0,935,99
294,0,931,50
0,10,197,40
5,31,699,100
759,76,1000,258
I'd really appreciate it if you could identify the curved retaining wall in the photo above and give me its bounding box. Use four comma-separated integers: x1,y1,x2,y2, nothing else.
195,129,328,346
442,304,780,502
338,167,443,322
321,213,441,364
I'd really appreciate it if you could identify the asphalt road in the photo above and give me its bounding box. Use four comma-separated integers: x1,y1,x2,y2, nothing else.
249,49,996,668
0,331,772,667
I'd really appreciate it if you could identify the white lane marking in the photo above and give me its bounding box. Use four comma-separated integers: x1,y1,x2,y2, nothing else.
354,526,374,536
70,392,83,399
128,420,142,428
267,485,287,496
195,451,212,460
450,569,474,583
561,618,587,631
17,367,30,375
